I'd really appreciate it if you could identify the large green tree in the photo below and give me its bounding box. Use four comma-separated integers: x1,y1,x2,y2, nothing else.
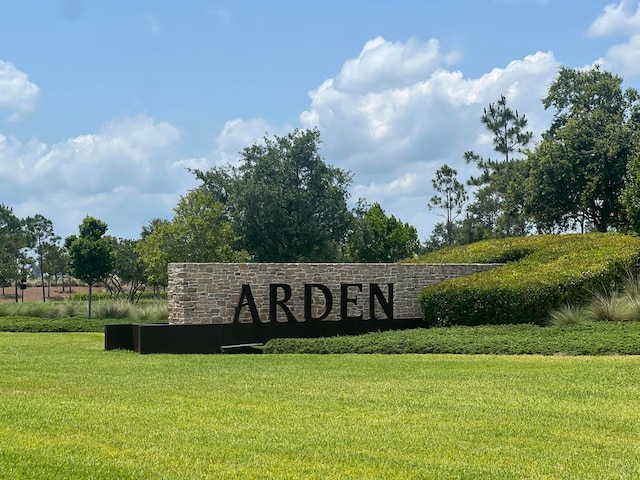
526,66,639,232
65,216,114,318
464,95,533,238
347,202,420,262
193,128,353,262
136,189,248,293
0,205,25,295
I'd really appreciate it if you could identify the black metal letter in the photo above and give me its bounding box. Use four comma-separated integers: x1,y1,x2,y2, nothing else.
304,283,333,321
269,283,296,322
233,284,261,323
340,283,363,321
369,283,394,320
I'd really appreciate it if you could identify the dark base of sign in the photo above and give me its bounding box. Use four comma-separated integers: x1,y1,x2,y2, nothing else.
104,318,425,354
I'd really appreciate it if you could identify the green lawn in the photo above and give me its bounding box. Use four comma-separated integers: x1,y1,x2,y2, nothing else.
1,333,639,479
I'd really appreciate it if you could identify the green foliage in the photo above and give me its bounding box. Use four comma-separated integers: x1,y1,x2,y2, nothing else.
622,152,640,233
526,66,639,232
0,299,168,329
346,202,420,262
463,95,533,239
24,214,60,303
193,128,353,262
0,317,136,332
549,272,640,324
264,322,640,355
0,204,25,283
65,216,114,318
65,217,113,288
103,237,147,303
412,233,640,326
135,189,248,288
428,164,467,246
70,290,167,301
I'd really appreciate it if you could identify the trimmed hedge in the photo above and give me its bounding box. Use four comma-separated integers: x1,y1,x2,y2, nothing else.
264,322,640,355
410,233,640,327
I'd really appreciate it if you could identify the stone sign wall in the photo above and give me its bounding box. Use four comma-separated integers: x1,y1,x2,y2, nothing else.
167,263,500,325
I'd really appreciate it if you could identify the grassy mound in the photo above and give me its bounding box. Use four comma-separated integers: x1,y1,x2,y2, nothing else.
409,233,640,327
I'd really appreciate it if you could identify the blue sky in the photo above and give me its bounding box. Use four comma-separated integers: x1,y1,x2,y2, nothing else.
1,0,639,241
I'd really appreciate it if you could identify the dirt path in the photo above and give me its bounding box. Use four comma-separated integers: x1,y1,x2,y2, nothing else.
0,285,98,303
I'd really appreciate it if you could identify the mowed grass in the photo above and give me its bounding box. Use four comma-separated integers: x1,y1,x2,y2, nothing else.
1,334,640,479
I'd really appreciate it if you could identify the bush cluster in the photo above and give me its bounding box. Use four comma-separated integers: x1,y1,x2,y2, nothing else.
411,233,640,327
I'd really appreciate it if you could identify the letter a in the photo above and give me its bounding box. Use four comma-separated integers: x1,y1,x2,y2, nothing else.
233,284,261,323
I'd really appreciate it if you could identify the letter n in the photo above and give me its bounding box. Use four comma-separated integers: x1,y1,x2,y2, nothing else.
369,283,393,320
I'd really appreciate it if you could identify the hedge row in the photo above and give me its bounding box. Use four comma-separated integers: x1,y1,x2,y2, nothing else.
410,233,640,327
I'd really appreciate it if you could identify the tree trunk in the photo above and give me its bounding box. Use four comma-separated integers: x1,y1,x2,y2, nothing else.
88,283,93,319
39,252,45,302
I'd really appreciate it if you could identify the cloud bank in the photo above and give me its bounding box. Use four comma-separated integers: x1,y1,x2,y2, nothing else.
3,1,639,241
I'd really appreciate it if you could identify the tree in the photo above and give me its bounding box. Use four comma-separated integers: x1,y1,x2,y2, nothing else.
104,238,147,303
346,202,420,262
622,152,640,234
428,164,467,246
65,216,114,318
0,205,24,294
41,243,69,296
136,189,248,296
526,66,639,232
25,214,60,302
135,219,172,296
464,95,533,237
192,128,353,262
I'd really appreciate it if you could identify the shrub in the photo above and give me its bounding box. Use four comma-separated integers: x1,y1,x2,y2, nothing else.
413,233,640,327
69,290,167,302
69,292,112,302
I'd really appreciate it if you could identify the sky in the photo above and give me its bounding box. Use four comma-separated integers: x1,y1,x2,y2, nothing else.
1,0,640,242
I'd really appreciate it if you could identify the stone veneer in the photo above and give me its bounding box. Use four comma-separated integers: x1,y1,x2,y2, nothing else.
168,263,501,325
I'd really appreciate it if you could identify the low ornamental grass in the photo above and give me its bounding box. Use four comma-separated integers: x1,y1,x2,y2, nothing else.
550,272,640,325
1,333,640,479
0,299,168,327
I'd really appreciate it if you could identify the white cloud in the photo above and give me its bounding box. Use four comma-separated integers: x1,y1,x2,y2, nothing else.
588,1,640,76
196,37,559,240
0,114,193,239
298,38,560,238
3,36,558,242
588,0,640,37
190,117,295,168
334,36,460,94
0,61,40,120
